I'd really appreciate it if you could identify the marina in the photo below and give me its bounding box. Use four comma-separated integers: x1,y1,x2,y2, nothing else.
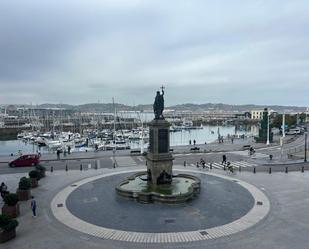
0,124,257,156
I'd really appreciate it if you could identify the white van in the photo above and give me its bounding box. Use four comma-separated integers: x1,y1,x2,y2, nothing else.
286,128,301,135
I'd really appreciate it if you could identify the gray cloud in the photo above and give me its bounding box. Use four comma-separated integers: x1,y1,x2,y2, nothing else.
0,0,309,106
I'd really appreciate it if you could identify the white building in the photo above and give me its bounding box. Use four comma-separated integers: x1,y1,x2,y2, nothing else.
251,110,264,120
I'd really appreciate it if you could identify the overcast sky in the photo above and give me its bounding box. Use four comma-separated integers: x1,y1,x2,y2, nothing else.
0,0,308,106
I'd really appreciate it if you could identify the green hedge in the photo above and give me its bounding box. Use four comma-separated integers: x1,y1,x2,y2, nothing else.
18,177,31,190
3,193,18,206
29,170,40,180
0,214,18,231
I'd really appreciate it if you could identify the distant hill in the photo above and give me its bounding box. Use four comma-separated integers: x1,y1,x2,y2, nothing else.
168,103,307,113
13,103,307,113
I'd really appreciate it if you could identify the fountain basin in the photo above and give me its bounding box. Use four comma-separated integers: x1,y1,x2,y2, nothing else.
116,172,200,204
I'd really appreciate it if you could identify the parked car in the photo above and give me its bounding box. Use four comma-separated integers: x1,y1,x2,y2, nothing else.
286,128,301,135
9,154,40,167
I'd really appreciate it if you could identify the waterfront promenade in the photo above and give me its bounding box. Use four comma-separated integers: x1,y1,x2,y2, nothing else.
1,166,309,249
1,134,308,249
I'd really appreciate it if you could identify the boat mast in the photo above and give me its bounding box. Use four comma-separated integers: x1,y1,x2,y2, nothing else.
140,113,144,154
112,97,116,157
113,97,116,143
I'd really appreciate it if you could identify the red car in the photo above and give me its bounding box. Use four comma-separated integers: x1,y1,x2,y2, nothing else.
9,154,40,167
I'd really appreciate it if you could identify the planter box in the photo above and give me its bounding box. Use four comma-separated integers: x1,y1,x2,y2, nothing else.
1,204,20,218
16,189,31,201
30,178,38,188
0,228,16,243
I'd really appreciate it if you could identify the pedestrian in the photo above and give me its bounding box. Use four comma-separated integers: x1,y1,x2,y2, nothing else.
0,182,8,199
68,145,71,154
56,149,60,160
231,138,234,144
189,140,191,145
193,139,196,146
30,196,37,217
222,154,227,165
200,158,206,169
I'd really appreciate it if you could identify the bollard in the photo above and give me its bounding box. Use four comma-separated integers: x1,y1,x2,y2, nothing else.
80,164,82,171
210,163,212,169
239,166,241,172
253,167,256,174
65,164,68,172
302,166,304,173
285,167,288,173
51,166,53,173
269,167,272,174
184,161,186,167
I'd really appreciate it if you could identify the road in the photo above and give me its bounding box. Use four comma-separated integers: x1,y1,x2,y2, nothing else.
0,134,308,175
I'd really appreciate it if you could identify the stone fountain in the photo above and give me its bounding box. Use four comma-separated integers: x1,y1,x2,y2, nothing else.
116,87,200,204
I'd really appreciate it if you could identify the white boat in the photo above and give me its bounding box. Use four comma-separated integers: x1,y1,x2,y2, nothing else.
182,120,194,129
35,137,47,146
47,140,62,149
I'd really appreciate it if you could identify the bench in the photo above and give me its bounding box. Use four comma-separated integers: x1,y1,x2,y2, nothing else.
130,150,141,155
242,145,251,150
190,147,200,151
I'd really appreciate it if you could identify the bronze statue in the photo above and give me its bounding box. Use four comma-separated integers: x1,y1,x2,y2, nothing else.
153,86,164,119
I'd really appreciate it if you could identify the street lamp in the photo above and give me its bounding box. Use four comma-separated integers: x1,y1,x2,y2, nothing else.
282,112,285,138
305,132,308,162
266,111,270,145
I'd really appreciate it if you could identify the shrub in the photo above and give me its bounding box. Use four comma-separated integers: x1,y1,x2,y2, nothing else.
18,177,31,190
3,193,18,206
28,170,40,180
35,165,46,179
35,164,46,172
0,214,18,231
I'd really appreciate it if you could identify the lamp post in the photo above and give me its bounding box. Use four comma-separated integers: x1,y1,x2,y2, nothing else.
266,111,270,145
305,132,308,162
282,112,285,138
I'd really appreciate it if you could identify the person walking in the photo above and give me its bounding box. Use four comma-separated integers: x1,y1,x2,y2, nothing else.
56,149,60,160
193,139,196,146
31,196,37,217
0,182,8,199
222,154,227,165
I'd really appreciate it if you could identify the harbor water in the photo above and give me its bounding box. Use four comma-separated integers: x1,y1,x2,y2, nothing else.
0,125,258,156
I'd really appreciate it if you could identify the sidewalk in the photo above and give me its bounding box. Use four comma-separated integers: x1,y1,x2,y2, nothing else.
2,168,309,249
0,137,269,163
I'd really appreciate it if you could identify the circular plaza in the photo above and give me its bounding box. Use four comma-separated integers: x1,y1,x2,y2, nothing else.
51,169,269,243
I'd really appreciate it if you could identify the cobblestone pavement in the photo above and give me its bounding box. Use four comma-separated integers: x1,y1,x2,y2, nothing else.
1,165,309,249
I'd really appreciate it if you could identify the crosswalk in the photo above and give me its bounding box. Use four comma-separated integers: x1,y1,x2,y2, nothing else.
112,156,138,167
174,153,208,157
229,151,269,159
188,161,257,170
112,156,257,170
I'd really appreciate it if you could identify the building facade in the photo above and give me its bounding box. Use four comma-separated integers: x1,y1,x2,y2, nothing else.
251,110,264,120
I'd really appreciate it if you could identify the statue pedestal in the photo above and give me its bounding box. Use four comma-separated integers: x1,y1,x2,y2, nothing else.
147,119,174,185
